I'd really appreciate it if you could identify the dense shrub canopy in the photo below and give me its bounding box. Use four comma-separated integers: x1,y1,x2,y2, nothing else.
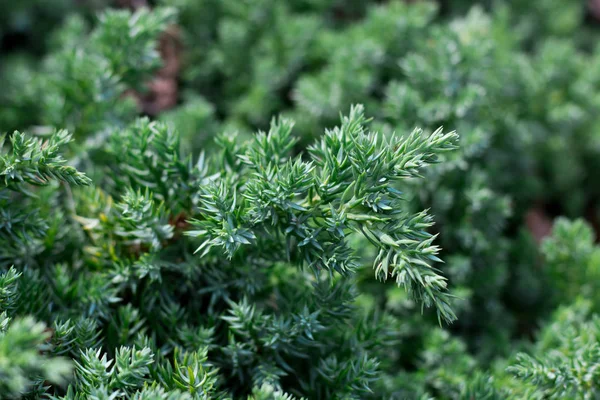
1,0,600,399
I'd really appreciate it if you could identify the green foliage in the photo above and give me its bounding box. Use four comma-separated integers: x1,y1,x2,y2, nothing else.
188,106,458,322
2,0,600,399
508,300,600,399
501,222,600,398
541,219,600,306
0,313,72,398
0,129,91,269
1,130,91,189
0,97,458,397
1,6,175,136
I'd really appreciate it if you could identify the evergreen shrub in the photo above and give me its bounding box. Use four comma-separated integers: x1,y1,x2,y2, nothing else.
1,0,600,398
